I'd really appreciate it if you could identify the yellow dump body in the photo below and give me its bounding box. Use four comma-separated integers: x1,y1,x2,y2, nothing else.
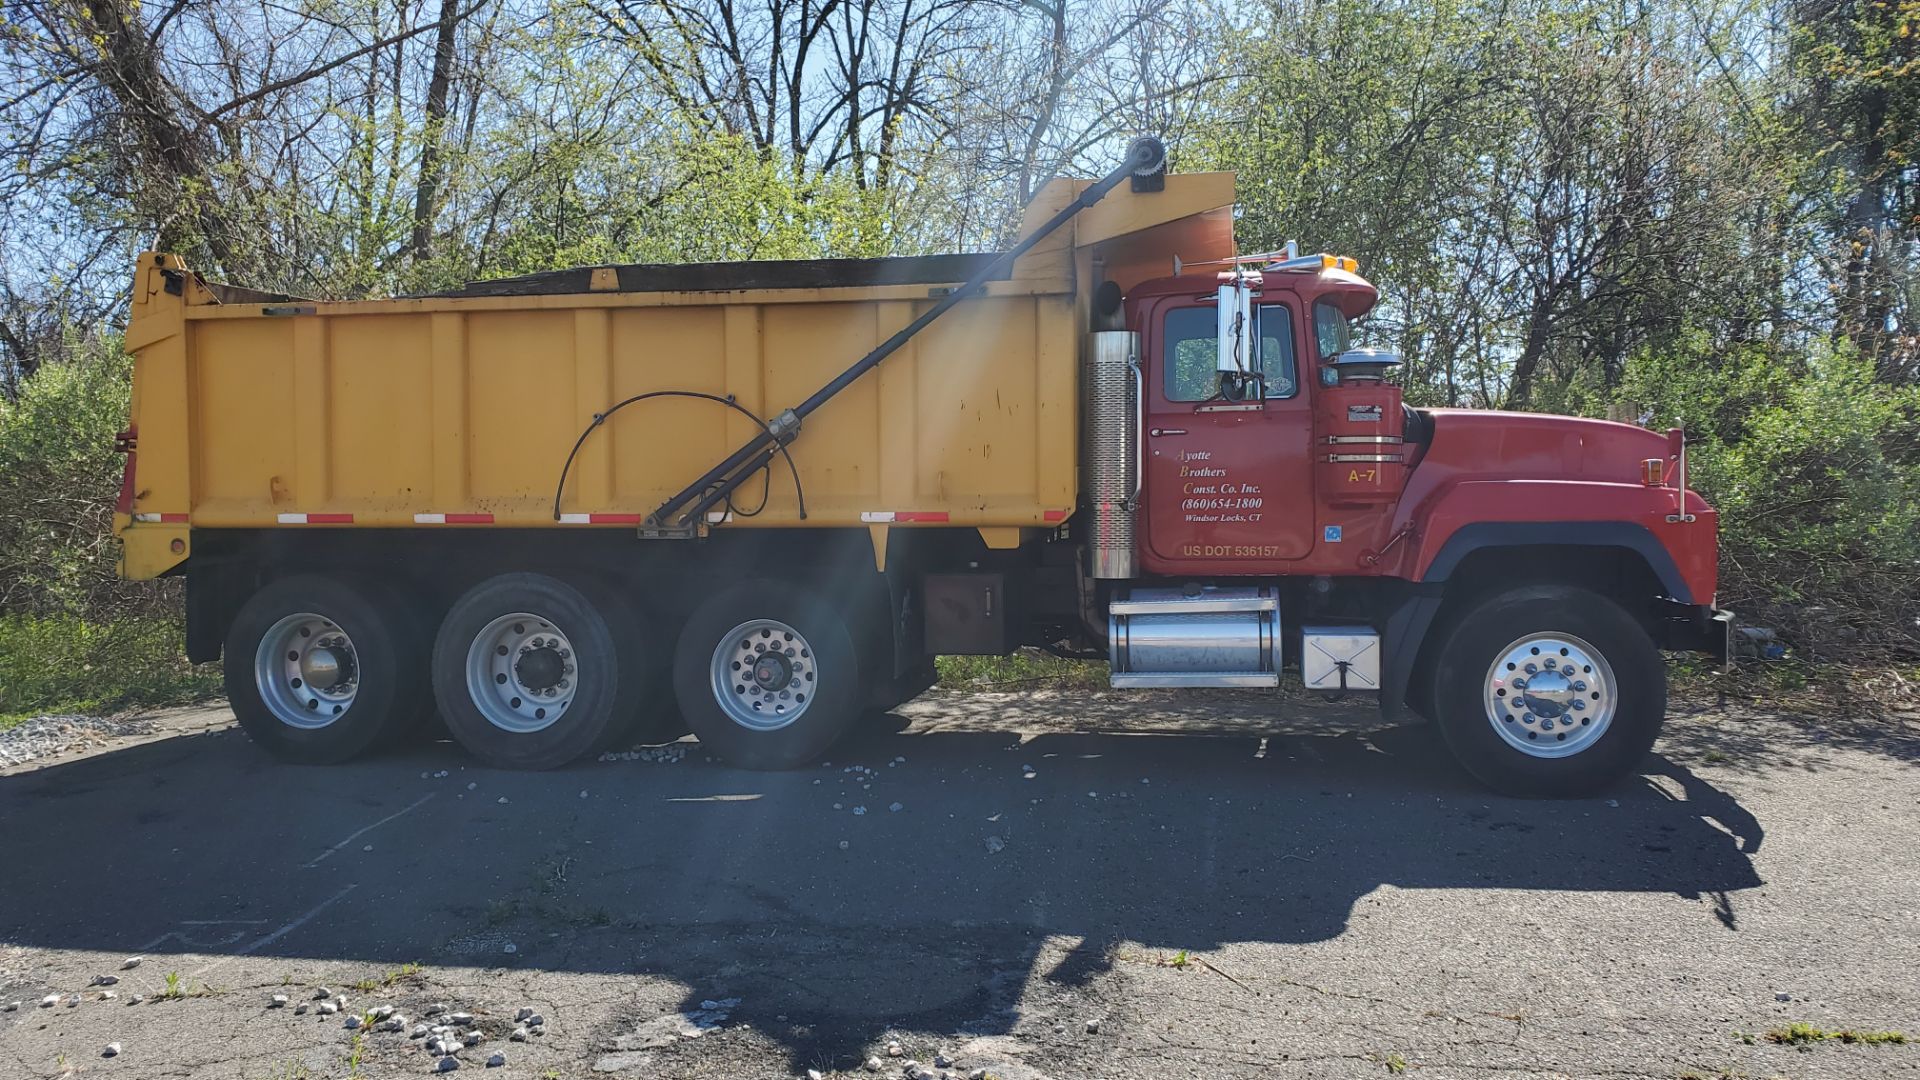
116,173,1236,579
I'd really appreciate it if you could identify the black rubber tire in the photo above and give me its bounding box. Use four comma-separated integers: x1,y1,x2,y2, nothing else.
224,574,429,764
431,572,654,770
673,579,862,769
1431,584,1665,798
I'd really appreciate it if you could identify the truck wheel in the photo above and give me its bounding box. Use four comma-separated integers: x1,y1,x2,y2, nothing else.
225,574,428,764
1431,584,1664,798
673,580,862,769
431,572,655,769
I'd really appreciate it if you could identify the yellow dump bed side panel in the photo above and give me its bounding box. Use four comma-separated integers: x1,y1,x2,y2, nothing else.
129,280,1079,534
115,173,1237,579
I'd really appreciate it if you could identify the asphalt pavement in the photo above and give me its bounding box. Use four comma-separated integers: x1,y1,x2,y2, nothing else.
1,687,1915,1079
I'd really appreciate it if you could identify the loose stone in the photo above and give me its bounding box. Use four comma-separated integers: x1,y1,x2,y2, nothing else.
269,994,289,1008
121,957,143,970
91,974,119,987
102,1043,121,1057
515,1007,535,1022
318,1002,339,1015
486,1053,505,1068
436,1056,460,1072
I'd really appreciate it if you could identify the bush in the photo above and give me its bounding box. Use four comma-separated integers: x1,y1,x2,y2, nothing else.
0,613,218,727
0,336,211,722
0,336,154,615
1620,336,1920,658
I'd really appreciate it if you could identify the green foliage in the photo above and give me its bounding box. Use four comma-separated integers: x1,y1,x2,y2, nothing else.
1765,1021,1908,1045
0,338,215,724
936,650,1109,691
0,613,218,729
0,337,138,614
1622,337,1920,653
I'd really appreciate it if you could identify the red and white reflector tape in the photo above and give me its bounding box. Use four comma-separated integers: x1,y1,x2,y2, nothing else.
276,513,354,524
859,511,951,523
131,512,189,523
413,512,494,524
558,513,642,524
1043,509,1069,522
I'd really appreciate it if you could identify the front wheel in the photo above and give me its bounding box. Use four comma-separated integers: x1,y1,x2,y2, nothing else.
673,580,862,769
1431,585,1665,797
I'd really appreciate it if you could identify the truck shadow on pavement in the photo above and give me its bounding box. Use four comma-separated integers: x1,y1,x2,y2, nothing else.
0,715,1766,1072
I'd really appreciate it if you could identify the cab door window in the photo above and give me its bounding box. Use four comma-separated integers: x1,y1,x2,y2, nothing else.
1164,302,1299,402
1257,303,1298,398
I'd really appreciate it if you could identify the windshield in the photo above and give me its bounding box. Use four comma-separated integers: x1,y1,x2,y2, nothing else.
1314,301,1353,360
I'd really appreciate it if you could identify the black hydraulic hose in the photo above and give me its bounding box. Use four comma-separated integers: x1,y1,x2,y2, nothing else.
652,136,1168,529
551,390,806,522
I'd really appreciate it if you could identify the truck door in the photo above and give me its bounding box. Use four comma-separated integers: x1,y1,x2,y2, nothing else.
1140,296,1315,570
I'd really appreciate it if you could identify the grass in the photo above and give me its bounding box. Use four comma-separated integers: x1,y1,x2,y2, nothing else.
1763,1022,1906,1046
1384,1051,1408,1073
936,649,1108,692
0,613,219,729
351,962,423,992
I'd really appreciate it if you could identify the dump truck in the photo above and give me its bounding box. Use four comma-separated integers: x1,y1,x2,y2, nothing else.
113,139,1728,795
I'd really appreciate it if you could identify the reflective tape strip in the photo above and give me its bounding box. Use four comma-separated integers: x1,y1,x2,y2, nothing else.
860,511,951,523
132,513,188,523
413,513,493,524
1043,509,1068,522
558,513,643,524
277,513,354,524
705,511,734,524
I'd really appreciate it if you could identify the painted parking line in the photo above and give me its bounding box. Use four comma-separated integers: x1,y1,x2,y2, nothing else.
195,884,359,976
303,793,436,868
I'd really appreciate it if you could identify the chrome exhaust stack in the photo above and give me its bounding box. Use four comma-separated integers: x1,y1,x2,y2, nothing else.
1083,330,1141,579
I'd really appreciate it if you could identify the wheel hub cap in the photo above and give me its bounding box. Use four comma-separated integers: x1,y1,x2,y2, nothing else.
711,619,816,732
1484,633,1615,759
751,652,794,692
1516,667,1573,718
255,614,359,730
515,646,565,691
299,645,353,691
465,614,578,734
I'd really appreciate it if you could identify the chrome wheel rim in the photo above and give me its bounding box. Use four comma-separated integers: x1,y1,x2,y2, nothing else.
465,612,578,734
1484,632,1616,759
256,613,359,730
710,619,816,732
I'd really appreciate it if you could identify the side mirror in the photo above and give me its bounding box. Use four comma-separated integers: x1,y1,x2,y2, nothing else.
1215,281,1260,401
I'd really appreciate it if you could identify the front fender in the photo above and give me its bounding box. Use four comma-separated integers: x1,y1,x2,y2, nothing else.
1404,480,1716,605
